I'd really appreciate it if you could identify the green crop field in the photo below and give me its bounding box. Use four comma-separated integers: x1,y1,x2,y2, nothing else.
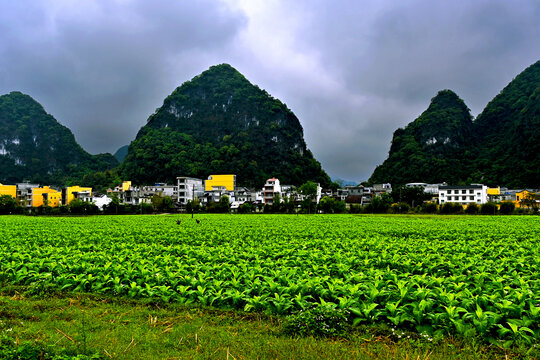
0,214,538,349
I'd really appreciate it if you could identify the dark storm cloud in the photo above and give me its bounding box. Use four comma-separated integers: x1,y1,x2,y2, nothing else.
280,0,540,181
0,0,246,154
1,1,539,182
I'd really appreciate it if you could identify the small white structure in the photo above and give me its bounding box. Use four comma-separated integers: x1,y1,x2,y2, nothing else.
439,184,488,205
263,178,281,205
405,182,445,194
93,195,112,210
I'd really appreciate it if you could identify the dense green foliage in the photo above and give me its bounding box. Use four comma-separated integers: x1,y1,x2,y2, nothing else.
0,92,119,185
121,64,330,188
370,61,540,188
0,215,538,346
472,61,540,188
370,90,474,185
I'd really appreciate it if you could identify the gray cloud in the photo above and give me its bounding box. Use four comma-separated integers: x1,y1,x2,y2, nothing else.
1,0,539,182
0,0,246,153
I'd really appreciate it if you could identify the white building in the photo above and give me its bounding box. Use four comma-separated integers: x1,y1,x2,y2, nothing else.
263,178,281,205
439,184,488,205
405,182,445,194
176,177,204,204
92,195,112,210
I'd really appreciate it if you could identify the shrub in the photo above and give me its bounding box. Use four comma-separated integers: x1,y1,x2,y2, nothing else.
283,305,350,338
465,203,479,215
499,201,515,215
318,197,346,214
140,202,154,214
365,194,392,214
391,202,411,214
480,202,498,215
421,202,438,214
440,202,463,214
238,202,254,214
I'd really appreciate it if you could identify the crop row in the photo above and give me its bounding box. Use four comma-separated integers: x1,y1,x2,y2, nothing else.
0,214,538,344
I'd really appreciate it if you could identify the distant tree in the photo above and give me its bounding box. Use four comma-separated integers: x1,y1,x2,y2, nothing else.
328,181,341,191
68,199,99,215
391,202,411,214
440,202,463,215
186,198,201,215
299,181,318,199
318,197,346,214
364,194,392,214
392,186,431,207
281,196,296,214
465,203,479,215
219,195,231,213
499,201,515,215
152,194,175,213
0,195,20,215
420,202,438,214
480,202,498,215
238,202,253,214
140,202,154,214
271,193,282,213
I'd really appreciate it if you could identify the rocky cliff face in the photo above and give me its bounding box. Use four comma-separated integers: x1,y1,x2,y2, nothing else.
121,64,330,187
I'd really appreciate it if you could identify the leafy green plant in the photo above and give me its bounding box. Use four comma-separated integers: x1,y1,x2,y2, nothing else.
283,305,350,338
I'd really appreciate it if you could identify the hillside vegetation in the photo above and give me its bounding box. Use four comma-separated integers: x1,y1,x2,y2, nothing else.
0,91,118,185
121,64,330,187
370,60,540,188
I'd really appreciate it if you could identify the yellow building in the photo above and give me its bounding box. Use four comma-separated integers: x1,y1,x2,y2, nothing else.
514,190,538,208
122,181,131,191
32,186,61,207
0,183,16,198
62,186,92,205
205,174,236,191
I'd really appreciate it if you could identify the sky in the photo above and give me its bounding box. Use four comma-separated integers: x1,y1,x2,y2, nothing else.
1,0,539,182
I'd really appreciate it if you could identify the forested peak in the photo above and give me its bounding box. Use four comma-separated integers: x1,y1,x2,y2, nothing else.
404,89,472,146
167,63,258,102
0,91,118,185
370,60,540,188
426,89,470,113
0,91,48,118
123,64,330,187
369,89,473,186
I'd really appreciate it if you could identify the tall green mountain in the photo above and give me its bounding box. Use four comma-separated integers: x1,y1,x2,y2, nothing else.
370,60,540,188
121,64,330,187
472,61,540,188
369,90,474,185
0,91,119,185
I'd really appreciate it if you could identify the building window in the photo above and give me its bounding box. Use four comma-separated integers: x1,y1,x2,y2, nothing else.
469,196,474,200
448,196,452,201
462,196,466,200
469,190,474,194
462,190,466,194
447,190,451,194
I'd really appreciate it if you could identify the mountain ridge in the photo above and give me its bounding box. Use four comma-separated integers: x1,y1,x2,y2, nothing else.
369,60,540,188
0,91,119,185
121,64,331,187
